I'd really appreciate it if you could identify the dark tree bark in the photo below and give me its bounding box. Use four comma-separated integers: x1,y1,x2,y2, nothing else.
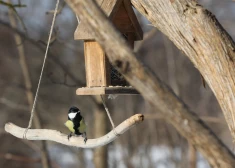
131,0,235,141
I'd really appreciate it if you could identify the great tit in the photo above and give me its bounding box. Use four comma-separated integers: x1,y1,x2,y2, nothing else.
64,106,87,143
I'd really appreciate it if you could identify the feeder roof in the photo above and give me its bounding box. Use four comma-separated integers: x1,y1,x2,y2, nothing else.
74,0,143,41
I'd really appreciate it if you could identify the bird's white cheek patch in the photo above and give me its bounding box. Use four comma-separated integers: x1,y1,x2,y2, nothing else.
68,112,77,119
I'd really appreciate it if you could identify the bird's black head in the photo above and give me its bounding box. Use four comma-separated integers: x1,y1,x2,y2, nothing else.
68,106,80,120
68,106,80,114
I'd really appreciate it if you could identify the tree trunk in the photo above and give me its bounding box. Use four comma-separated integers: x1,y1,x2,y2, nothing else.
65,0,235,167
131,0,235,141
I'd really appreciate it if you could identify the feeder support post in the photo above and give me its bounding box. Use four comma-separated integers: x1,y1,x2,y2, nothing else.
84,41,110,87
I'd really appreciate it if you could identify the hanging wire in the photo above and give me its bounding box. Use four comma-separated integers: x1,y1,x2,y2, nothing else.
100,95,119,137
23,0,60,139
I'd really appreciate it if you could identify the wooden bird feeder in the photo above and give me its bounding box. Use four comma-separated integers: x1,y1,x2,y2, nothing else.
75,0,143,95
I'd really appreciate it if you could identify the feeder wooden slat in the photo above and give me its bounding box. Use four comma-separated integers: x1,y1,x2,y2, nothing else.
123,0,143,40
112,2,135,33
76,87,139,95
84,40,110,87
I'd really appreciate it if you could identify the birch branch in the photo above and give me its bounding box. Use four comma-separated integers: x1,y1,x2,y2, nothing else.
4,114,144,148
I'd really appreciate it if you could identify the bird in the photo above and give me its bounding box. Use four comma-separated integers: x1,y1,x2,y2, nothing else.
64,106,87,143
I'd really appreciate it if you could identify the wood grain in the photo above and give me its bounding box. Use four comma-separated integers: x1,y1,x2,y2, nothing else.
66,0,235,167
76,86,139,95
75,0,123,40
130,0,235,141
84,40,110,87
123,0,143,40
112,2,135,34
74,0,143,41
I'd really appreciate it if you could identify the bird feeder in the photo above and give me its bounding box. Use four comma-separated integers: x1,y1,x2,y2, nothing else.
75,0,143,95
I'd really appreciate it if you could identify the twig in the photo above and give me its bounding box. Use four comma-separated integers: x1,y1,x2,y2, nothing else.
5,114,144,148
38,28,59,46
46,1,66,15
49,80,78,87
0,1,26,8
2,0,27,35
48,73,78,87
0,97,28,111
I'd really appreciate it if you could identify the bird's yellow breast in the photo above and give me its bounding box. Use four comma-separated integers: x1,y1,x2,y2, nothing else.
64,120,75,133
64,119,86,134
79,118,86,133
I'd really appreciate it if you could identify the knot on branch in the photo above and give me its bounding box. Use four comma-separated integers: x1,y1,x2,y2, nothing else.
132,114,144,123
114,60,130,74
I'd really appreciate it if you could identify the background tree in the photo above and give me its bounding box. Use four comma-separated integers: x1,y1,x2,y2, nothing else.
1,0,235,168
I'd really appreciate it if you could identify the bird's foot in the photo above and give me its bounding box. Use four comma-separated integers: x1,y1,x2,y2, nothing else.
67,133,72,140
84,137,87,144
82,133,87,144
